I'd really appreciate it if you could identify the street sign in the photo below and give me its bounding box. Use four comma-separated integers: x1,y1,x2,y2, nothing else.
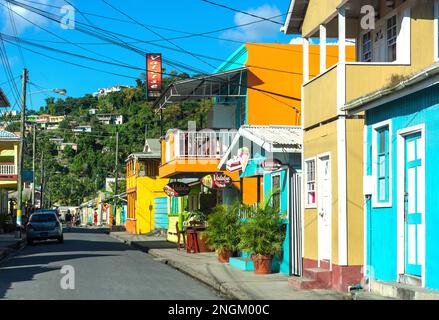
261,159,283,171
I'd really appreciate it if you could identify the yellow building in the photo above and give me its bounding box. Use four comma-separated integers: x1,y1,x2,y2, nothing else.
283,0,439,292
0,130,19,215
125,139,168,234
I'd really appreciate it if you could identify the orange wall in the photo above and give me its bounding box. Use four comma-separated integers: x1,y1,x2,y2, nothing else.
245,43,355,126
242,177,259,205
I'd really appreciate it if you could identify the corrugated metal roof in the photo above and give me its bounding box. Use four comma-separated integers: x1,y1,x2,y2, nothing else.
0,130,19,140
240,125,302,152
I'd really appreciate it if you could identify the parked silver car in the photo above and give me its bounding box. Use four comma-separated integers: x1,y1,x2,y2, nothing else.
26,210,64,245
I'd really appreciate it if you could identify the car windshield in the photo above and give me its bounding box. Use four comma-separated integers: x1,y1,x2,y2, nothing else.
30,214,57,223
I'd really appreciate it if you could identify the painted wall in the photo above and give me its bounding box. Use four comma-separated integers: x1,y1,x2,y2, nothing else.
135,176,169,234
365,84,439,290
302,0,343,37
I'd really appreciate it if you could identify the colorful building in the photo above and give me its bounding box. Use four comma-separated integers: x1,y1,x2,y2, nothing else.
125,139,169,234
0,130,19,218
335,0,439,294
283,0,361,291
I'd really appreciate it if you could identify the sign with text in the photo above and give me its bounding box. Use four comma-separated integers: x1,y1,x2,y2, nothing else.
201,173,233,189
164,182,190,197
146,53,162,100
261,159,283,171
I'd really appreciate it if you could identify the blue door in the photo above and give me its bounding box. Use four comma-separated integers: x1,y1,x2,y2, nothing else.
404,132,422,276
154,197,169,229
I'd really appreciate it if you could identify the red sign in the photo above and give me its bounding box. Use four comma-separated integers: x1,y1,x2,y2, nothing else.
164,182,190,197
147,54,162,99
201,173,233,189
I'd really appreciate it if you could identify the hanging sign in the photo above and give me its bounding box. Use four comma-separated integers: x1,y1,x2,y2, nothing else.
201,173,233,189
146,53,162,100
261,159,283,171
226,147,250,173
164,182,190,197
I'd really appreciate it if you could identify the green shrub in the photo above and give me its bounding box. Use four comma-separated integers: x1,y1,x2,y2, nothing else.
238,204,285,257
206,202,241,254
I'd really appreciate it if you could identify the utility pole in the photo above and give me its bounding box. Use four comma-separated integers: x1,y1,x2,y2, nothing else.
16,68,28,235
113,129,119,226
31,124,36,210
40,152,44,209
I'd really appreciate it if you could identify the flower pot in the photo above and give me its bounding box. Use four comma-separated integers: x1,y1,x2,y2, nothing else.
197,232,213,253
217,249,232,263
252,254,272,275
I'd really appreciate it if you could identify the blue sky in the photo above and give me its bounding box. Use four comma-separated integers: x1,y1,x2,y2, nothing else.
0,0,294,111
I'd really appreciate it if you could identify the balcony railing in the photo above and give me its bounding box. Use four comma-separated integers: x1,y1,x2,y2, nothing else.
0,163,17,176
173,130,237,159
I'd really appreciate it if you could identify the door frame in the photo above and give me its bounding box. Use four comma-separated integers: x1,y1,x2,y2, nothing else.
317,152,332,267
397,124,426,287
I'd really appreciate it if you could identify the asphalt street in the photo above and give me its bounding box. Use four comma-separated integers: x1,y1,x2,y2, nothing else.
0,228,223,300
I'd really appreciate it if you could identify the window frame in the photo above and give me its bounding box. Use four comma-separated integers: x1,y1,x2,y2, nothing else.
271,173,281,212
362,31,372,62
372,120,393,208
386,15,398,62
304,157,317,209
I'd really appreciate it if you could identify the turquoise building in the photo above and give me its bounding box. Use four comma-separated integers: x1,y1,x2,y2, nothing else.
347,66,439,291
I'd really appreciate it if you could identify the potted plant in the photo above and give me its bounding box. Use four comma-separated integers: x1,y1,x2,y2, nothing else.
206,203,241,263
238,202,286,275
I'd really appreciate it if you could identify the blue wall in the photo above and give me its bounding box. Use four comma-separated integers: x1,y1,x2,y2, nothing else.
154,197,169,229
366,83,439,289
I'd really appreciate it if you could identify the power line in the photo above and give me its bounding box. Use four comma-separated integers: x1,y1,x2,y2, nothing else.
200,0,284,26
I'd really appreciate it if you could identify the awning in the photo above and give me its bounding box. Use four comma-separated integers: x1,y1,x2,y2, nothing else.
281,0,309,35
218,125,303,171
154,67,247,109
0,88,10,108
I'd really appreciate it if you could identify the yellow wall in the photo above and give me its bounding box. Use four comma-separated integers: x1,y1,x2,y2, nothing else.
303,121,339,263
135,176,168,234
0,140,19,189
346,118,364,265
302,0,343,37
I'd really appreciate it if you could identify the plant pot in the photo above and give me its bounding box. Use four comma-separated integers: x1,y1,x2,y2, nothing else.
252,254,272,275
217,249,233,263
196,232,213,253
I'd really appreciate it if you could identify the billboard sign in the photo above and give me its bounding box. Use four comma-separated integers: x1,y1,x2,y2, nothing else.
146,53,162,100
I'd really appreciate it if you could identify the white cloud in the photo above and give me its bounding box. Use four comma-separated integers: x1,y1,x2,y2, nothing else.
1,0,66,35
221,4,282,42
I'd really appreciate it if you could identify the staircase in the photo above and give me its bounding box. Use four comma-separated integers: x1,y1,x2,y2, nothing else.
288,267,333,289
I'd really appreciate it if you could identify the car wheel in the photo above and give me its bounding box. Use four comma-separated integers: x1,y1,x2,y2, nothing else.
58,236,64,243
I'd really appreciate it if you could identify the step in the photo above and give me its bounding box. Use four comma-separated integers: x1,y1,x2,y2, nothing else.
303,268,332,286
319,260,331,270
370,280,439,300
399,274,422,287
229,257,254,271
288,276,328,290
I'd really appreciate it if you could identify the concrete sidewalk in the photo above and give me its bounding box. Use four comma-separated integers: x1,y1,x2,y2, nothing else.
0,233,25,262
111,231,354,300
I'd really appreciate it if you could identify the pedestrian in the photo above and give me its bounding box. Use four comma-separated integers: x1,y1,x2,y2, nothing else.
93,211,98,225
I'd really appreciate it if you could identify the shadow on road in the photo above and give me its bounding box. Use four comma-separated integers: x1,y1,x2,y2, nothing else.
131,241,176,253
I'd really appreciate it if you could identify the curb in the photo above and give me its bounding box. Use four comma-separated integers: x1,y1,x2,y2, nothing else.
110,232,249,300
0,238,26,262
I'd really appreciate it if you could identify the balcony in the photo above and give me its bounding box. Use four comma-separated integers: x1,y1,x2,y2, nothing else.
0,163,17,183
303,62,413,128
160,129,238,178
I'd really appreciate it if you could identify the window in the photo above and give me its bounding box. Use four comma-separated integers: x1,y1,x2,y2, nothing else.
376,126,390,203
305,159,316,207
362,32,372,62
387,15,397,62
272,175,281,212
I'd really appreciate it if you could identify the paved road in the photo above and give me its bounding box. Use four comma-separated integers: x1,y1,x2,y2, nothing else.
0,228,223,300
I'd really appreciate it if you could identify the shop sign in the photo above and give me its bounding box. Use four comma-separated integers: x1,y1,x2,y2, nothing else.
201,173,233,189
146,53,162,100
164,182,190,197
226,147,250,173
261,159,283,171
